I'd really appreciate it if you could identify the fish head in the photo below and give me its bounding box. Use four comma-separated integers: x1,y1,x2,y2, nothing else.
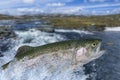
76,39,105,64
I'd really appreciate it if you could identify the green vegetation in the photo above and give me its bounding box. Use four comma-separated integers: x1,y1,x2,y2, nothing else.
18,14,120,30
41,14,120,30
0,14,18,20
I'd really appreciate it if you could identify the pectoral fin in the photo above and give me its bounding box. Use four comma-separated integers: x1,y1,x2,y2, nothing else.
72,47,87,65
76,47,87,56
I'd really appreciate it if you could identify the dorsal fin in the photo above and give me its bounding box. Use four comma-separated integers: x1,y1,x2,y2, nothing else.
15,46,32,59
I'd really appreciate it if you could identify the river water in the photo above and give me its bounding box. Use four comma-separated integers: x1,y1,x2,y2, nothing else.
0,20,120,80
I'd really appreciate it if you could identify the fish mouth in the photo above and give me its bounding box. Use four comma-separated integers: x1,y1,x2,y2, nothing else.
91,42,105,59
96,42,102,52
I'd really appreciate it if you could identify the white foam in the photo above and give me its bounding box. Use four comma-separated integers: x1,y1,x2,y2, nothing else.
14,29,65,47
55,29,93,34
105,27,120,31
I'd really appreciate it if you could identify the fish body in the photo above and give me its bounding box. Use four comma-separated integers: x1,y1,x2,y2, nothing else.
3,39,104,68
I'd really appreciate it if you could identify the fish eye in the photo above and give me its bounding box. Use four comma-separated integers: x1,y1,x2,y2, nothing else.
92,43,96,47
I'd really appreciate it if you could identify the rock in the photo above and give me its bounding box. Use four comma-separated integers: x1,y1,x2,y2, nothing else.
0,38,12,52
85,25,105,31
36,25,55,32
0,26,16,39
0,53,4,57
0,51,4,57
37,27,54,32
